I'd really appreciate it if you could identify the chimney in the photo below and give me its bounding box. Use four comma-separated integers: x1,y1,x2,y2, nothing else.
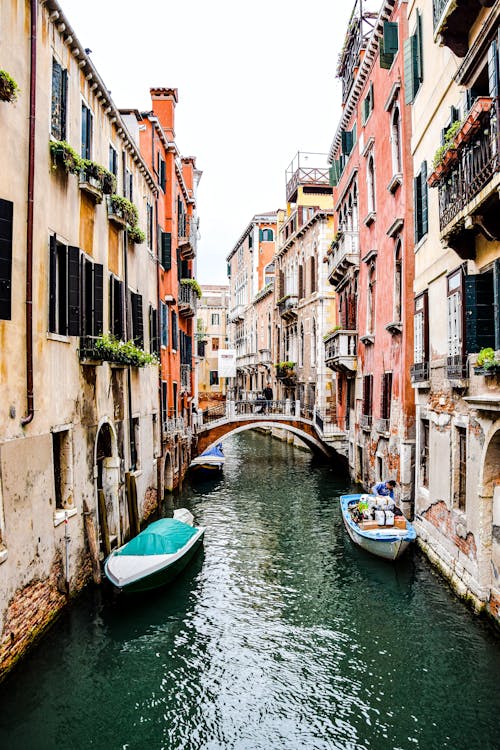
150,87,178,140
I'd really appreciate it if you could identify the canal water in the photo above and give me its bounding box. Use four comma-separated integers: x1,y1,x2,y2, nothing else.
0,431,499,750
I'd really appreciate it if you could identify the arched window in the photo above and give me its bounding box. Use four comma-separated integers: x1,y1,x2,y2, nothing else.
260,228,274,241
367,264,376,334
391,107,402,175
299,324,304,367
310,255,316,294
298,264,304,299
394,240,402,323
311,319,317,366
367,154,376,214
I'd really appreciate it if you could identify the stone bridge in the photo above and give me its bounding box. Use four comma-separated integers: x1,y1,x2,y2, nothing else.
193,400,348,464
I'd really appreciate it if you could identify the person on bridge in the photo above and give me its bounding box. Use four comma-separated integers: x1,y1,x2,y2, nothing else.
263,385,273,413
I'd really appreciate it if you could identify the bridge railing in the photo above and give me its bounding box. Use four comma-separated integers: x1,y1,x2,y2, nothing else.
233,399,296,417
200,402,226,425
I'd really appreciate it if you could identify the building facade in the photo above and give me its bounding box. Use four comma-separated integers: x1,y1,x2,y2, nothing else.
196,284,229,401
326,0,415,511
227,213,277,398
408,0,500,620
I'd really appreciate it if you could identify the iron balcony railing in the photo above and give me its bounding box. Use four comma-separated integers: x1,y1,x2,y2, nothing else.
410,362,430,382
375,418,390,434
360,414,372,430
164,417,185,435
438,100,499,231
433,0,450,31
178,283,197,317
181,364,191,392
447,354,468,379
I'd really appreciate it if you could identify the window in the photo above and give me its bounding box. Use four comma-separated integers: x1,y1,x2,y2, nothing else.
362,374,373,418
456,427,467,512
341,125,356,157
161,381,168,426
367,154,376,214
171,309,178,350
380,372,393,421
391,107,402,175
414,161,428,243
211,337,219,351
146,203,153,250
51,59,67,141
81,102,93,160
362,82,374,125
52,428,72,509
160,231,172,270
367,264,376,335
158,155,166,192
109,274,124,340
260,228,274,241
130,291,144,348
447,269,464,358
299,324,304,368
310,256,316,294
465,262,500,353
130,417,139,471
421,420,429,488
0,198,13,320
394,241,402,323
161,301,169,348
210,370,218,386
380,21,398,68
109,145,118,177
126,169,133,202
298,264,304,299
211,313,220,326
404,10,423,104
414,291,428,365
149,305,158,355
49,237,99,337
311,319,317,366
80,254,103,338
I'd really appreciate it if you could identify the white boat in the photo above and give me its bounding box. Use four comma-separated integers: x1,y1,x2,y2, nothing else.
104,508,205,593
340,494,416,561
189,443,225,475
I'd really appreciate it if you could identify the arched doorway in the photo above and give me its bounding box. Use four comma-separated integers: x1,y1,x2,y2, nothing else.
164,451,174,494
95,420,120,553
481,428,500,600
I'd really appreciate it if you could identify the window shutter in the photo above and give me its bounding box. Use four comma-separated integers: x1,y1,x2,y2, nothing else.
92,263,104,336
259,229,263,242
0,199,13,321
161,231,172,270
329,159,340,186
494,258,500,350
49,234,57,332
369,82,374,112
488,39,499,98
61,69,68,141
415,10,423,83
420,162,428,237
341,129,353,155
384,21,399,55
161,301,168,348
413,174,421,243
112,277,124,339
149,305,158,355
67,246,80,336
380,37,394,69
131,292,144,348
465,272,495,353
171,310,178,350
160,160,166,191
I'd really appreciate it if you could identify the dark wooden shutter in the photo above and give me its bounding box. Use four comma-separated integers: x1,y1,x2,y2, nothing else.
384,21,398,54
93,263,103,337
49,234,57,332
0,199,13,320
379,36,394,69
420,162,428,237
413,175,421,242
298,265,304,298
111,276,124,339
171,310,178,350
161,380,167,425
61,69,67,141
67,246,80,335
149,305,158,354
161,301,168,347
161,231,172,270
131,292,144,348
494,259,500,350
341,129,353,156
415,10,423,83
160,159,166,192
465,272,495,353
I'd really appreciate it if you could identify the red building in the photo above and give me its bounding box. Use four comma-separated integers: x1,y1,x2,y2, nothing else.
122,88,201,488
325,0,415,511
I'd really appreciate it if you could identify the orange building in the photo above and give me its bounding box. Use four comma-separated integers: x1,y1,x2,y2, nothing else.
121,88,201,488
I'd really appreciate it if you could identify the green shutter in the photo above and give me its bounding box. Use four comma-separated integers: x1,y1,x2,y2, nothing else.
329,160,340,187
379,37,394,69
384,21,399,55
413,175,421,243
341,129,353,155
352,123,357,145
161,231,172,270
465,272,495,353
416,11,423,84
404,36,416,104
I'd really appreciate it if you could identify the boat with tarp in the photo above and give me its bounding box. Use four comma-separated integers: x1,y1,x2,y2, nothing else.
189,443,225,475
104,509,205,593
340,494,416,561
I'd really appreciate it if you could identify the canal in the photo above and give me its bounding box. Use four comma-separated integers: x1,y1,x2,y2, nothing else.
0,431,499,750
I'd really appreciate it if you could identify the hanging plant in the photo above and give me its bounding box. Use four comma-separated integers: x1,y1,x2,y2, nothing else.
128,225,146,244
92,333,158,367
50,140,84,175
180,277,202,299
81,159,117,194
0,70,20,103
108,194,138,226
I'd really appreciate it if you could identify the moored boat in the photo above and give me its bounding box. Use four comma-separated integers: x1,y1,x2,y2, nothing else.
189,443,225,475
104,509,205,593
340,494,416,561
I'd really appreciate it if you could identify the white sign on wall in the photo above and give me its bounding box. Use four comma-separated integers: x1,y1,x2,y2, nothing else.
218,349,236,378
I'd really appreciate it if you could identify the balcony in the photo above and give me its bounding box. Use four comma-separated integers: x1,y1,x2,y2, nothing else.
375,418,390,435
285,152,330,203
181,364,191,393
177,216,196,260
447,354,469,381
433,0,493,57
229,304,245,322
276,363,297,385
360,414,372,431
410,362,430,386
178,283,197,318
324,330,357,374
79,172,103,204
434,98,499,247
277,294,298,320
327,230,360,288
258,348,272,365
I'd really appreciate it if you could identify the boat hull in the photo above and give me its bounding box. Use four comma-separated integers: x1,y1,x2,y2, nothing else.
105,528,205,593
340,494,415,561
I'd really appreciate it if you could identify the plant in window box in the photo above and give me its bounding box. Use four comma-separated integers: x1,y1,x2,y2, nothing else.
108,194,138,226
180,278,202,299
0,70,19,102
50,140,84,175
473,347,500,375
128,225,146,244
93,333,158,367
428,121,462,186
81,160,117,195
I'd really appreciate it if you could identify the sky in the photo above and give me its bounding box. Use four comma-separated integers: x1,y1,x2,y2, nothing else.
61,0,359,284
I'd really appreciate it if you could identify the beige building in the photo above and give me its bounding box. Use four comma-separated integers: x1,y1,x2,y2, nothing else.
274,153,337,420
0,1,161,677
196,284,229,401
408,0,500,622
227,213,277,398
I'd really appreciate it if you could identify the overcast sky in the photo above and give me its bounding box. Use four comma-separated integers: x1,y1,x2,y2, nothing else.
62,0,359,284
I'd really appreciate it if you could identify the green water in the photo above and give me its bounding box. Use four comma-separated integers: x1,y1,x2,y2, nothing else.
0,432,499,750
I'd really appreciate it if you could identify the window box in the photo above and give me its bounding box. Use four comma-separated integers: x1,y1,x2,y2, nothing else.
107,195,138,228
50,140,83,175
454,97,493,148
79,172,103,204
473,365,500,376
79,334,158,368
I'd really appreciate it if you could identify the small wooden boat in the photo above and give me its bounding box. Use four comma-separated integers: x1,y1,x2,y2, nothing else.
104,509,205,593
340,494,416,561
189,443,225,475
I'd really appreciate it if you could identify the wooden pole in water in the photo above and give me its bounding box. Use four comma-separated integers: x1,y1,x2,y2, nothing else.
126,472,140,538
83,499,101,584
97,489,111,558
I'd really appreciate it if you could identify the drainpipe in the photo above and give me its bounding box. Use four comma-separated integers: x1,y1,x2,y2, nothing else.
21,0,37,426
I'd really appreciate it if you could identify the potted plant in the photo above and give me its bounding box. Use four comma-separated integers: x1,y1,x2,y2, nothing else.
50,140,84,175
108,194,138,226
473,347,500,375
92,334,158,367
180,278,202,299
0,70,19,103
428,120,462,186
128,225,146,244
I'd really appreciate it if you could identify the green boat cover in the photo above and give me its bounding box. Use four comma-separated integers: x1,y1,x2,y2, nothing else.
116,519,198,556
